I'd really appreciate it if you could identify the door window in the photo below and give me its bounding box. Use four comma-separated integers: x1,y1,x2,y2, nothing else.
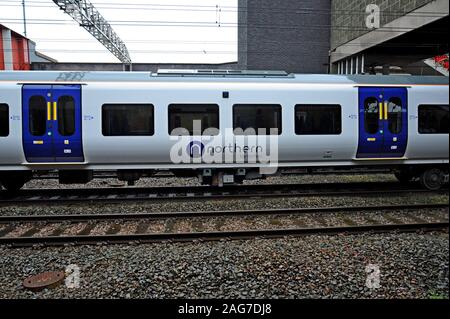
29,96,47,136
57,96,76,136
364,97,379,134
387,97,402,134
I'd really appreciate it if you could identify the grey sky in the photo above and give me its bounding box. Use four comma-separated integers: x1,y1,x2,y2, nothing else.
0,0,237,63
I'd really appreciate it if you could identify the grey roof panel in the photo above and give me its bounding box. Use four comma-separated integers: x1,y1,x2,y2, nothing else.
0,71,448,85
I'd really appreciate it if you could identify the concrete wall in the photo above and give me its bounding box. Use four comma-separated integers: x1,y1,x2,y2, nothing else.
238,0,331,74
331,0,435,49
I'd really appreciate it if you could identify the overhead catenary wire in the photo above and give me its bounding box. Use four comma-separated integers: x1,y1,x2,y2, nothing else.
27,38,447,49
0,0,446,64
0,0,447,18
1,18,447,34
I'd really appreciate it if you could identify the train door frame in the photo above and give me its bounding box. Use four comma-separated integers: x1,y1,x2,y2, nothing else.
22,84,84,163
356,87,408,159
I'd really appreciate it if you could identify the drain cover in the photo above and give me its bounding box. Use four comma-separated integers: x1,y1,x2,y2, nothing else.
23,271,65,291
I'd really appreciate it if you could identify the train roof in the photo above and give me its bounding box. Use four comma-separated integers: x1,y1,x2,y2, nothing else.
0,70,448,86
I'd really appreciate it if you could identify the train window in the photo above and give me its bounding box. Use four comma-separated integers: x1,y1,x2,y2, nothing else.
418,105,449,134
102,104,154,136
295,105,342,135
168,104,219,136
387,98,402,134
0,104,9,137
58,96,75,136
29,95,47,136
364,97,379,135
233,104,282,135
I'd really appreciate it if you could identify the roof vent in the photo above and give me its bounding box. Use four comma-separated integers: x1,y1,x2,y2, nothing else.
152,69,294,78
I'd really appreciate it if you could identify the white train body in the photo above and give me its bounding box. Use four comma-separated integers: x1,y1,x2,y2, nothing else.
0,70,448,190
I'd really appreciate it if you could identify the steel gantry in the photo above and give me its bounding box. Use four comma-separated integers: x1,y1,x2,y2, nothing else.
52,0,132,64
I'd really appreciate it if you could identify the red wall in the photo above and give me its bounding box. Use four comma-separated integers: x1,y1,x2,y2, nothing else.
10,32,31,70
11,34,19,70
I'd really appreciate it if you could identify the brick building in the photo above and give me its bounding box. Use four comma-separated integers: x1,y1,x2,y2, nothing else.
237,0,448,75
238,0,331,74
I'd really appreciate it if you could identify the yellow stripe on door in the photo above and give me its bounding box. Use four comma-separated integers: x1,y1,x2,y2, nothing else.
53,102,57,121
384,102,388,120
47,102,51,121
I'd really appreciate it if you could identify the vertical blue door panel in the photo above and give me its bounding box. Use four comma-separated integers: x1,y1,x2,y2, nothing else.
52,85,84,162
357,87,408,159
357,87,383,158
381,88,408,157
22,85,54,162
22,85,84,163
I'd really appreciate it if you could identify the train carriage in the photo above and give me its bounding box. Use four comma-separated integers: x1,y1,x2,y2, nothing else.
0,70,448,191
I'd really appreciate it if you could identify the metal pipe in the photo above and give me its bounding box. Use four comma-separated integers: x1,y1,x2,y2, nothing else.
361,54,365,74
356,56,359,75
22,0,27,37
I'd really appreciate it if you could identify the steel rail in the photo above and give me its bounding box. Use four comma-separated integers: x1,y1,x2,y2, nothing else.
1,222,448,247
0,182,447,205
0,203,447,223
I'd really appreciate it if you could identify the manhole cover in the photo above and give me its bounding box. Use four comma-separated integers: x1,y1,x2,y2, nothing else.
23,271,65,291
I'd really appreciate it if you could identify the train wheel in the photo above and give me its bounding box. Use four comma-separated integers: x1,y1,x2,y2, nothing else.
394,171,413,184
420,169,444,191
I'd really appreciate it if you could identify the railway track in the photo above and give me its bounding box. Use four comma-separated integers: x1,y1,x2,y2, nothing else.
0,182,447,205
0,203,448,247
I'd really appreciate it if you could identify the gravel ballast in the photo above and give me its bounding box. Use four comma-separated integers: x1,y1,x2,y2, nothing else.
1,174,448,299
0,232,448,299
0,194,447,217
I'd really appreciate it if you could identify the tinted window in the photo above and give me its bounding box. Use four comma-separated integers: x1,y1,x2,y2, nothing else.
387,97,402,134
233,104,282,135
58,96,75,136
102,104,154,136
364,97,379,135
419,105,449,134
0,104,8,137
29,95,47,136
169,104,219,136
295,105,342,135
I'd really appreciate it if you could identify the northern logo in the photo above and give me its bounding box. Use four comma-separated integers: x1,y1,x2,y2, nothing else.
187,141,205,158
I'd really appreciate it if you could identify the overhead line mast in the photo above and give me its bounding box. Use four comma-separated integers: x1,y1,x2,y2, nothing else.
52,0,132,66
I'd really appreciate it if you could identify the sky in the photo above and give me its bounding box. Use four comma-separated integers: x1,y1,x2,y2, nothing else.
0,0,238,63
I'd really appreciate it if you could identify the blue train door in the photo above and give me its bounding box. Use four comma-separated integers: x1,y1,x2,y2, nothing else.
357,87,408,158
22,85,84,163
